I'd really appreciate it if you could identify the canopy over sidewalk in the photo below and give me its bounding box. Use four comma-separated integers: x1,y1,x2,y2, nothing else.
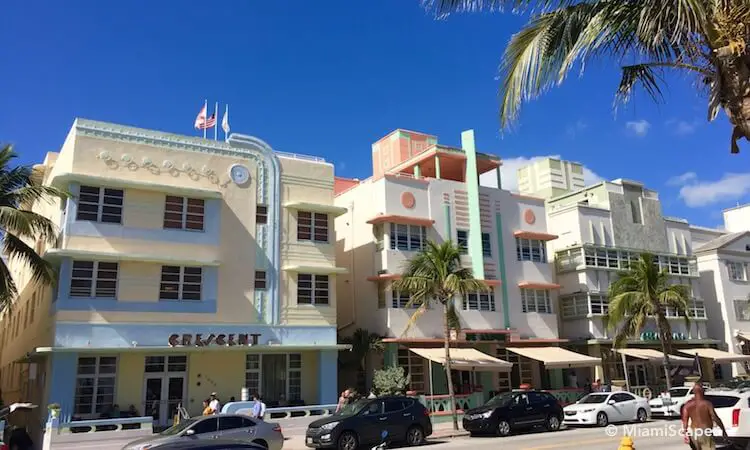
409,347,513,372
615,348,693,365
677,348,750,363
506,347,601,369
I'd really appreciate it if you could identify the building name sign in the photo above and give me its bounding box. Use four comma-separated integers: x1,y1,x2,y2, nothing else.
168,333,263,347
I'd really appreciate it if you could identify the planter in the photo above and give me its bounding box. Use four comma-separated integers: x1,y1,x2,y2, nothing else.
610,379,627,391
684,376,701,387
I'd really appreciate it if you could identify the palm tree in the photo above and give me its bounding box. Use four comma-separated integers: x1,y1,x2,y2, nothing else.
606,253,692,390
0,145,67,309
423,0,750,154
340,328,384,391
392,240,488,431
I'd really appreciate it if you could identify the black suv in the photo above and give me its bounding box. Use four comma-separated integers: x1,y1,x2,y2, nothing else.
305,396,433,450
462,390,563,437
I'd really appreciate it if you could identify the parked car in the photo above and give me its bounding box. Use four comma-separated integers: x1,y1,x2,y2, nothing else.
305,396,432,450
649,386,695,418
121,414,284,450
704,388,750,450
462,390,563,437
141,441,267,450
563,391,650,427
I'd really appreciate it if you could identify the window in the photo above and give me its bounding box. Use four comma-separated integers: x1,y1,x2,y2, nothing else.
385,399,408,413
163,196,205,231
297,274,329,305
630,200,642,224
561,294,588,318
244,354,302,402
191,417,219,435
463,292,496,311
256,205,268,224
589,294,609,315
612,392,635,402
735,300,750,321
728,262,747,281
481,232,492,257
76,186,123,224
392,291,422,309
144,355,187,373
75,356,117,416
516,238,547,262
255,271,267,290
70,261,118,298
390,223,426,251
297,211,329,243
691,300,707,319
159,266,202,301
457,230,468,254
521,289,552,313
397,348,425,393
219,416,254,430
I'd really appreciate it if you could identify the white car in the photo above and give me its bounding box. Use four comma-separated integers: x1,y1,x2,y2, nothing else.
649,387,694,418
704,389,750,449
563,391,650,427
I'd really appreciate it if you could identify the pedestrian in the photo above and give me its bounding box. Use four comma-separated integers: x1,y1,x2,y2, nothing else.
592,379,602,392
202,399,212,416
681,384,729,449
251,393,266,420
209,392,221,414
568,371,578,388
336,389,350,413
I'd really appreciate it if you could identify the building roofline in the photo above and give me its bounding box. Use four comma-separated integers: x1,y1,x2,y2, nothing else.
723,203,750,213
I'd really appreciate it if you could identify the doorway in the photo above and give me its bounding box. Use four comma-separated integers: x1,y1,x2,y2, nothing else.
143,355,187,427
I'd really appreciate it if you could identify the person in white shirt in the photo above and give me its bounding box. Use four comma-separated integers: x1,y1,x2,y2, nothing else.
209,392,221,414
568,372,578,388
251,393,266,420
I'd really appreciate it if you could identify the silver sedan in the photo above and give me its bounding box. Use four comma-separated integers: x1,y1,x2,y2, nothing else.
122,414,284,450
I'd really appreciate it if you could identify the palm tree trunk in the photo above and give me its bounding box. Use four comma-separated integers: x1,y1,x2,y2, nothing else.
718,56,750,153
657,318,673,390
443,302,459,431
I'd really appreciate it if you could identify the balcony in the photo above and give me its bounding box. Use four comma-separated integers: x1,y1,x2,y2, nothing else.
555,244,698,277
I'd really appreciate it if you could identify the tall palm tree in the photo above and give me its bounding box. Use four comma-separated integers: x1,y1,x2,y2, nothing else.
0,145,67,309
340,328,384,391
392,240,488,431
606,253,692,390
423,0,750,154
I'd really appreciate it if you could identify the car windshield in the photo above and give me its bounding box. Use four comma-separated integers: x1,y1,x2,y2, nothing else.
670,388,690,397
160,417,199,436
335,399,369,416
578,394,609,404
485,392,515,407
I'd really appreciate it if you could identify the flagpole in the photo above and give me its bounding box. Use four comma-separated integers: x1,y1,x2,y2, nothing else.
214,101,219,141
224,104,229,142
203,99,208,139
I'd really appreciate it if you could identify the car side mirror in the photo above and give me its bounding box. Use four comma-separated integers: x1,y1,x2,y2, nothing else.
607,400,615,405
185,429,195,436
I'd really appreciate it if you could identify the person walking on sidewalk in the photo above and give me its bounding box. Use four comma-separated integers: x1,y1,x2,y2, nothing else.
681,384,728,450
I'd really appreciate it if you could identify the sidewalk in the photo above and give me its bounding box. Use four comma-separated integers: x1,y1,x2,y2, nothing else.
283,422,469,450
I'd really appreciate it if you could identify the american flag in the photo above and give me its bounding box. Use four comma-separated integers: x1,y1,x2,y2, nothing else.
194,104,216,130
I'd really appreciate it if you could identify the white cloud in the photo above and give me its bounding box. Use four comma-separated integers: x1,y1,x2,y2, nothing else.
625,119,651,137
666,171,697,186
566,120,588,137
678,172,750,207
667,119,700,136
479,154,604,192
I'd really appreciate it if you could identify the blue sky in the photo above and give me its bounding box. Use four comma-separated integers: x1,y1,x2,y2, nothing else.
3,1,749,228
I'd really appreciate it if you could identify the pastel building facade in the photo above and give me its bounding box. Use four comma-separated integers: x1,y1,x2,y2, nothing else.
547,178,715,387
515,157,585,199
335,130,601,398
1,119,346,429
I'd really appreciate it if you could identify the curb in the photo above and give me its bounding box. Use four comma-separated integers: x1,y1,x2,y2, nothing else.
430,430,470,439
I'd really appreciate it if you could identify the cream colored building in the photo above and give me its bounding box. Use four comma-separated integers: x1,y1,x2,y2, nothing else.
516,157,585,199
1,119,346,430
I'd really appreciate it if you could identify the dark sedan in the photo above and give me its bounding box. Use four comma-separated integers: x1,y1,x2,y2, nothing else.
306,396,432,450
463,390,563,437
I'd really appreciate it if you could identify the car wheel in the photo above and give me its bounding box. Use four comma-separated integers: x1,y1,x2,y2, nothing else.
636,408,648,422
546,414,561,431
406,425,424,446
496,420,512,437
337,431,359,450
596,412,609,427
251,439,268,449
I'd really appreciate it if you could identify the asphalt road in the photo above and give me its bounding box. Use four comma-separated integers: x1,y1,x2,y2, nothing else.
50,418,741,450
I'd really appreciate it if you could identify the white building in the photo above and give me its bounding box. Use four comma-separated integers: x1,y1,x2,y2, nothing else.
334,130,600,397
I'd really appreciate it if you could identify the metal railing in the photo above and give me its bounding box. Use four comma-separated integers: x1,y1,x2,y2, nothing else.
275,151,326,163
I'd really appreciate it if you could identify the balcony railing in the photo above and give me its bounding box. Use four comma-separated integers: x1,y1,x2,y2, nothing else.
555,244,698,277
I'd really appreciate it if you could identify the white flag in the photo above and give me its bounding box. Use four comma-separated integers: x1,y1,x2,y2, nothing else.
221,105,230,135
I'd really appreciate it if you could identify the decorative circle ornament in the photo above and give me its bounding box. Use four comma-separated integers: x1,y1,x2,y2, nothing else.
229,164,251,185
401,192,416,209
524,209,536,225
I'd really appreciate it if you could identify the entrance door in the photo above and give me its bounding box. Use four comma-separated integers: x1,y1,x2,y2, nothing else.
143,355,187,427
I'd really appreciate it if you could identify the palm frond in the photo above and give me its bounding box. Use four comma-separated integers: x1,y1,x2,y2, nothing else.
0,207,60,244
3,233,57,289
422,0,581,17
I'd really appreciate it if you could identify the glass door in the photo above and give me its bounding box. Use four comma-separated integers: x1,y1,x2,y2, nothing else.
261,354,287,403
144,377,163,423
167,377,185,422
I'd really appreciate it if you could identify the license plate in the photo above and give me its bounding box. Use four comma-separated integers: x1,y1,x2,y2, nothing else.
306,437,313,445
565,411,576,416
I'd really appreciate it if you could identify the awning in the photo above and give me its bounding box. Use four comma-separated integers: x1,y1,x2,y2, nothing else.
677,348,750,363
409,348,512,372
738,333,750,341
506,347,602,369
615,348,693,365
